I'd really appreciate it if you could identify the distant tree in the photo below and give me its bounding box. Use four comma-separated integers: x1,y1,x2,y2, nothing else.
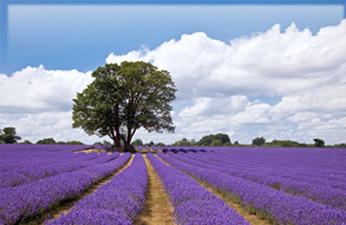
252,137,266,146
156,142,165,146
313,138,325,148
22,140,32,144
211,139,222,146
198,133,231,146
132,139,144,146
147,141,155,146
102,140,112,147
57,141,66,144
0,127,21,144
66,140,84,145
334,143,346,148
234,140,239,145
173,138,194,146
36,138,56,144
72,62,176,152
267,139,305,147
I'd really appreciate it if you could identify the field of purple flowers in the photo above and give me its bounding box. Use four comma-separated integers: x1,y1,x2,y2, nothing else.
1,144,346,225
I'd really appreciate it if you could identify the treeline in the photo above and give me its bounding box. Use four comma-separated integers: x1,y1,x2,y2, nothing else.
171,133,345,148
0,127,84,145
1,127,346,148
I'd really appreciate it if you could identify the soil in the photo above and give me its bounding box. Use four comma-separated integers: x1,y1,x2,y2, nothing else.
134,155,176,225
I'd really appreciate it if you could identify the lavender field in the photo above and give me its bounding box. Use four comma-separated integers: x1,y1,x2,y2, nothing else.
1,144,346,225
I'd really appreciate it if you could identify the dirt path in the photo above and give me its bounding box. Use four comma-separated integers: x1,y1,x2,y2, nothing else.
156,155,269,225
50,154,135,220
19,154,134,225
134,155,176,225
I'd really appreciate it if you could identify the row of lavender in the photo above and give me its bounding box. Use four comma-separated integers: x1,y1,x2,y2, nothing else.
169,148,346,211
158,150,346,225
47,154,147,225
1,151,119,189
147,154,249,225
0,144,130,225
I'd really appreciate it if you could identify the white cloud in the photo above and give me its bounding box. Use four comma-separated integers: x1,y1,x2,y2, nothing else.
0,65,93,113
106,19,346,144
107,20,346,98
1,20,346,144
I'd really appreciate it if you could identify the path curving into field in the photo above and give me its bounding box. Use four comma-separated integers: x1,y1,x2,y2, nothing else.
19,154,134,225
156,155,269,225
134,155,176,225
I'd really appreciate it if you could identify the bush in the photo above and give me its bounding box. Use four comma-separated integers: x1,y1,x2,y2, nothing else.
266,139,305,147
252,137,266,146
197,133,231,146
22,140,32,144
132,139,143,146
313,138,325,148
36,138,56,144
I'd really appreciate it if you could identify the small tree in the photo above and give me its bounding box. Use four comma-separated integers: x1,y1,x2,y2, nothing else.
22,140,32,144
197,133,231,146
252,137,266,146
313,138,325,148
0,127,21,144
66,140,84,145
36,138,56,144
132,139,144,146
73,62,176,151
173,138,194,146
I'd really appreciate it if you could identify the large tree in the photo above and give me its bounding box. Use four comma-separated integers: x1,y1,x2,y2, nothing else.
72,61,176,151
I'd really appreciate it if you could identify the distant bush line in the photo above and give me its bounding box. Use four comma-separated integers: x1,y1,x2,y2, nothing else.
1,127,345,149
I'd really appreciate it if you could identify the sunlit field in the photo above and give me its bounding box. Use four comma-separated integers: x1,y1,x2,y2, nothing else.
1,144,346,225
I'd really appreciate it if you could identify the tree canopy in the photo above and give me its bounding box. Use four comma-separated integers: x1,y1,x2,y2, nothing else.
36,138,56,145
197,133,231,146
132,139,143,146
0,127,21,144
72,61,176,151
252,137,266,146
313,138,325,148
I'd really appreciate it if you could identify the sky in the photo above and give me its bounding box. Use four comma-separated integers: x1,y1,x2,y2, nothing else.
0,3,345,144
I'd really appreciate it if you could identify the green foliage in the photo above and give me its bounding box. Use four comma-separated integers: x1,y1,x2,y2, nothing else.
313,138,325,148
197,133,231,146
132,139,143,146
333,143,346,148
173,138,194,146
211,139,222,146
156,142,165,146
22,140,32,144
265,139,306,147
65,140,84,145
0,127,21,144
233,141,239,146
252,137,266,146
36,138,56,145
147,141,155,146
72,61,176,151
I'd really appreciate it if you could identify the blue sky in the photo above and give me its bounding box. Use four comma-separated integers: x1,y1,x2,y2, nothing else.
0,2,346,144
2,3,344,74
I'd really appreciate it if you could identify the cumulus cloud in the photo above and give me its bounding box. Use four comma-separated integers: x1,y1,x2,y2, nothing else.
107,20,346,98
107,19,346,144
0,66,95,143
0,66,93,113
1,20,346,144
